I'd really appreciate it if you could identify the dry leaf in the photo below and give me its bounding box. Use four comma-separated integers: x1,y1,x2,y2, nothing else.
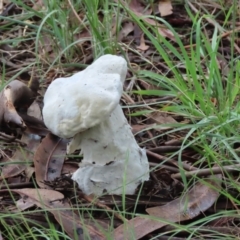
158,0,173,17
127,0,176,41
118,22,134,41
5,188,105,240
0,80,36,129
114,175,222,239
0,98,42,180
136,34,149,51
34,133,68,189
25,166,35,181
131,124,153,134
148,112,177,127
16,197,35,211
158,27,176,41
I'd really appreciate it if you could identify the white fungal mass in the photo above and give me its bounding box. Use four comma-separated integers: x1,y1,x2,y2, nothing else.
43,54,149,195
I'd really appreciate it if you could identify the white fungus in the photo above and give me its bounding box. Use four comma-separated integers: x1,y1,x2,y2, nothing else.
43,54,149,195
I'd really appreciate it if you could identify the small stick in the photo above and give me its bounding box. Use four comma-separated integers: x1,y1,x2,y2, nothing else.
147,150,197,171
164,138,183,146
148,146,181,153
172,164,240,179
149,162,179,173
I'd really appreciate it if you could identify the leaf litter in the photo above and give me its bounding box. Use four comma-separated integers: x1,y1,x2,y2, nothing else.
34,133,68,189
0,0,239,239
114,174,222,239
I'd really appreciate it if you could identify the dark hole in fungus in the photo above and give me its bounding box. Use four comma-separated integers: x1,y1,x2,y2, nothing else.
48,168,56,174
106,161,114,166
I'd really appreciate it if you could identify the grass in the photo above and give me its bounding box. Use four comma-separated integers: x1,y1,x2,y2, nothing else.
0,0,240,239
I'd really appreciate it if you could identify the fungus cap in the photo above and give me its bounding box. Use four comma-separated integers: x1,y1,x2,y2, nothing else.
43,55,127,138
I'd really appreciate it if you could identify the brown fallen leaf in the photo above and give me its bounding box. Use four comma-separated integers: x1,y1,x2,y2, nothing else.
3,188,105,240
0,80,36,129
34,133,68,189
118,22,134,41
113,175,222,239
16,196,35,211
131,124,153,135
0,99,42,180
126,0,177,42
158,0,173,17
148,112,177,125
158,27,176,41
136,34,149,51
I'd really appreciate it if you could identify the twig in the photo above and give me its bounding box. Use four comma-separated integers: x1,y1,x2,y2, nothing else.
172,164,240,179
148,146,181,153
0,182,34,189
164,138,183,146
147,150,197,171
149,162,179,173
0,132,26,146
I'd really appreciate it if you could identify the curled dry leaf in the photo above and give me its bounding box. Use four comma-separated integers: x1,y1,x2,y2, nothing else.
34,133,68,189
113,175,222,240
0,80,36,129
4,188,105,240
0,99,42,180
158,0,173,17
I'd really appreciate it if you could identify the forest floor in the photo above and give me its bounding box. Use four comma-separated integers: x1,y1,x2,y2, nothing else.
0,0,240,239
